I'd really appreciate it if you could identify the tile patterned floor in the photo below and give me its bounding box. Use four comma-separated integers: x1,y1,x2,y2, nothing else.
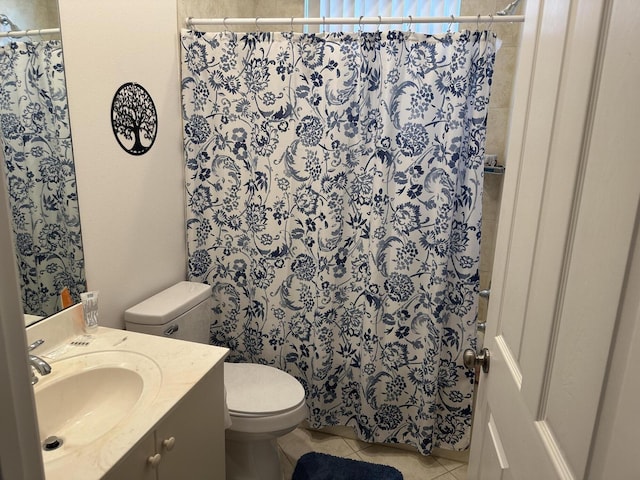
278,427,468,480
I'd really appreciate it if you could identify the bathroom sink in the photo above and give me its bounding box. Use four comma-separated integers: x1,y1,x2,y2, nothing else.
33,350,162,461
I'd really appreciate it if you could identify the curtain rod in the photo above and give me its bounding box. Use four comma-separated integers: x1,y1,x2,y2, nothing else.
187,15,525,28
0,28,60,38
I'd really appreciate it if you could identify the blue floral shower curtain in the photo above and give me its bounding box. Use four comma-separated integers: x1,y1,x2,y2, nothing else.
0,41,85,317
181,29,495,454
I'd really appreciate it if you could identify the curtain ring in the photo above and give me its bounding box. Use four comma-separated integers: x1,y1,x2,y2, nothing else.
407,15,413,34
488,14,494,30
377,15,382,32
223,17,229,32
448,14,455,33
322,16,326,34
476,14,481,31
255,17,261,32
358,15,364,33
290,17,294,33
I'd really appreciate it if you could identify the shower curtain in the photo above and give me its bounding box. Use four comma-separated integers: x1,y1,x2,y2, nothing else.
0,40,85,316
181,29,495,454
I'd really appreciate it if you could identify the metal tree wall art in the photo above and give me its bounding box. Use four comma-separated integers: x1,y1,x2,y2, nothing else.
110,82,157,155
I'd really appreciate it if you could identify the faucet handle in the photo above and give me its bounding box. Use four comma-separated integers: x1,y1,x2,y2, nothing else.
28,339,44,351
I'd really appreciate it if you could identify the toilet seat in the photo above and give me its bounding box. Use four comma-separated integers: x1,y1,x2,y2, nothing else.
224,362,305,415
224,362,308,434
229,397,306,417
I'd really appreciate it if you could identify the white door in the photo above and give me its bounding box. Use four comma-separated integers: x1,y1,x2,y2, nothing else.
468,0,640,478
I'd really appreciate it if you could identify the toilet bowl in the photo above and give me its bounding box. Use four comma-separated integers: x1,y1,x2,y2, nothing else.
224,362,307,480
124,282,308,480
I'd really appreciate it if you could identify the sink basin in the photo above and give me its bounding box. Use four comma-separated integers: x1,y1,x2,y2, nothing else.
34,350,162,461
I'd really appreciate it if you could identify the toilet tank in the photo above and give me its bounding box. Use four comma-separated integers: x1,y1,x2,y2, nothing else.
124,281,212,344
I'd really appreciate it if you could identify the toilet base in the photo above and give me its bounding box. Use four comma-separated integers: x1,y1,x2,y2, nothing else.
225,436,283,480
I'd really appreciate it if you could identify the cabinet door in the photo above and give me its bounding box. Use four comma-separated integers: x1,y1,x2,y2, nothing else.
103,432,157,480
156,365,225,479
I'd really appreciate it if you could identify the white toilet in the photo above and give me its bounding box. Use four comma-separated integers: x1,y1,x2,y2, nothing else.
124,281,308,480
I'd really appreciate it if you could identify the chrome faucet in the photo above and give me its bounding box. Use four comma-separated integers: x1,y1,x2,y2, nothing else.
28,339,51,385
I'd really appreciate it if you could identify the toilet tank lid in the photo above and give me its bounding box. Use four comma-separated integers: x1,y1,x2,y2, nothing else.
124,281,212,325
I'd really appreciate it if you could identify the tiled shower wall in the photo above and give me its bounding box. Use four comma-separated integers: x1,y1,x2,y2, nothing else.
178,0,523,327
178,0,305,31
459,0,523,326
3,0,59,35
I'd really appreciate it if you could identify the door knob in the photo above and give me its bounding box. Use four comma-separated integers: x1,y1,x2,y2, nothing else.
463,348,490,373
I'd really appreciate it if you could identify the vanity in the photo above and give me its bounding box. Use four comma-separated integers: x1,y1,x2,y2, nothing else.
26,304,228,480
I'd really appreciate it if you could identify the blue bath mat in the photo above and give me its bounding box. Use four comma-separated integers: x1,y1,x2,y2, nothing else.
292,452,403,480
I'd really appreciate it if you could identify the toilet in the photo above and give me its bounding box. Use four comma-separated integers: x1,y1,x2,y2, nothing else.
124,281,308,480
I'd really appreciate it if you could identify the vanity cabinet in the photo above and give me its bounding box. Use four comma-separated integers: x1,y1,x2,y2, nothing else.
104,364,225,480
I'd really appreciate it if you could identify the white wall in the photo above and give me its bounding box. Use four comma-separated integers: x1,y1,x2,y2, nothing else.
57,0,186,329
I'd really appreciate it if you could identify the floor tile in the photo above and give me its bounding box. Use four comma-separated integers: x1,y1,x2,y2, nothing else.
431,473,459,480
450,464,468,480
354,444,449,480
278,445,296,480
342,435,376,454
435,455,467,472
278,427,355,465
280,427,468,480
